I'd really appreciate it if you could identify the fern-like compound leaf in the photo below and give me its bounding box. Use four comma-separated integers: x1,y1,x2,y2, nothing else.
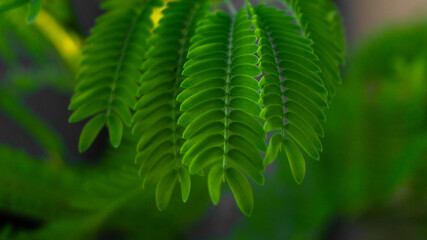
64,0,346,215
251,3,329,183
133,0,210,210
179,8,266,215
69,0,161,152
282,0,346,100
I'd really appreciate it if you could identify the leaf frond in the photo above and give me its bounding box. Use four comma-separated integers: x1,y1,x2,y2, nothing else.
251,3,330,183
179,8,266,214
133,0,211,210
69,0,162,152
281,0,346,100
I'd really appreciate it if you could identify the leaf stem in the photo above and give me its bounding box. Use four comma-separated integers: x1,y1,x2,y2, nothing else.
225,0,236,15
223,15,236,169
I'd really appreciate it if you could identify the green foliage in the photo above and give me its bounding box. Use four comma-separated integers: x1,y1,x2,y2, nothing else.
0,89,65,159
179,8,266,214
26,0,43,23
0,0,29,15
0,0,43,24
2,0,427,238
69,0,162,152
251,3,328,183
0,132,212,239
0,146,75,221
66,0,345,214
133,0,210,210
282,0,346,99
225,167,254,216
228,22,427,240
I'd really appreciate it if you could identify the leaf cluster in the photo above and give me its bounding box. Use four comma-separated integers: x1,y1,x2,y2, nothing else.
68,0,345,215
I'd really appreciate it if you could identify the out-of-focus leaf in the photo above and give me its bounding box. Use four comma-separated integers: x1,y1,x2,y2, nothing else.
26,0,43,23
0,89,65,160
0,0,28,14
0,145,76,220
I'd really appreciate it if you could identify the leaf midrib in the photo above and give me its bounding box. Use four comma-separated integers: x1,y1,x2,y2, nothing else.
259,12,287,137
223,15,236,168
106,8,141,117
172,2,201,164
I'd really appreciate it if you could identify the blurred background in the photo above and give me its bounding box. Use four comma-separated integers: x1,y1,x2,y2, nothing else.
0,0,426,239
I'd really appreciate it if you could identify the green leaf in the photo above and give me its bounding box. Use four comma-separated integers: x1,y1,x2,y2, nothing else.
107,114,123,148
70,0,161,151
264,117,283,132
208,164,224,205
189,147,223,174
285,124,320,160
283,139,306,184
182,110,225,139
182,134,224,165
156,170,178,211
231,64,261,77
69,100,108,123
26,0,42,24
280,0,345,99
178,167,191,203
142,154,175,188
251,3,336,182
178,9,269,216
187,43,228,59
133,0,212,208
180,88,225,111
79,114,107,152
225,167,254,216
0,0,28,15
264,132,283,165
230,97,261,116
227,149,265,185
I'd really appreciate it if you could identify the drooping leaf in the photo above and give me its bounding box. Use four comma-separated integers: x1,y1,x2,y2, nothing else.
264,132,282,165
133,0,210,207
250,3,339,184
178,167,191,203
69,0,162,150
208,164,224,205
108,114,123,148
79,114,107,153
156,169,178,211
225,167,254,217
281,0,346,100
178,8,265,207
283,139,306,184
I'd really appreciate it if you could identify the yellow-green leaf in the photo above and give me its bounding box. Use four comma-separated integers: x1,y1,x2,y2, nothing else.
156,170,178,211
178,167,191,203
225,167,254,216
208,164,224,205
283,139,306,184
